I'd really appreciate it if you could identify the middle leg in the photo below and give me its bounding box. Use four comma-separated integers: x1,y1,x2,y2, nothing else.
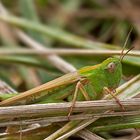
68,80,90,120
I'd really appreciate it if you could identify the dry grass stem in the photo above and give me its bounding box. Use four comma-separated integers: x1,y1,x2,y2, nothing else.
76,129,105,140
0,48,139,57
0,110,140,127
0,98,140,119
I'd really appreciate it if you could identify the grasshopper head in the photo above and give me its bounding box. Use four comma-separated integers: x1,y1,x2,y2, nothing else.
101,57,122,90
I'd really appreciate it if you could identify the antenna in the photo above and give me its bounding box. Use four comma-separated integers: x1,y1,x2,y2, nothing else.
120,27,133,61
120,46,134,62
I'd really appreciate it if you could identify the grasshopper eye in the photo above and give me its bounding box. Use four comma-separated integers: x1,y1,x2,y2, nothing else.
107,62,116,73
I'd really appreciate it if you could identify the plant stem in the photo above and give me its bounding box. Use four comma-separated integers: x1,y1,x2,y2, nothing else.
0,48,139,57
